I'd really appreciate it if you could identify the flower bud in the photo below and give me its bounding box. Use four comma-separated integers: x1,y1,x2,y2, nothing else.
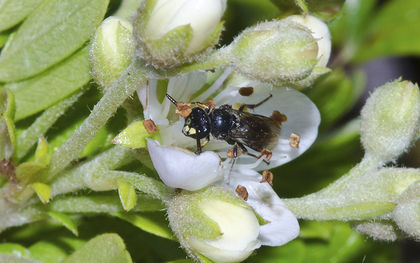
354,221,397,241
89,16,135,89
361,80,420,162
168,186,261,263
228,19,318,85
286,15,331,68
392,180,420,239
134,0,226,68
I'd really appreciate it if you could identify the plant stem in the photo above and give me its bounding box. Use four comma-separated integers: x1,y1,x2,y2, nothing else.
283,154,386,220
47,62,146,180
50,145,136,197
104,170,174,202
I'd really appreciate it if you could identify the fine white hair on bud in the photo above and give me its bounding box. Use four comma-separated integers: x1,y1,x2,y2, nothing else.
133,0,226,68
228,19,318,85
392,180,420,240
354,221,398,241
89,16,134,89
168,186,261,263
361,79,420,163
286,15,331,67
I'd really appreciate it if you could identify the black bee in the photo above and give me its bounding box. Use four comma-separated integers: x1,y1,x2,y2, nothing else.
166,93,284,163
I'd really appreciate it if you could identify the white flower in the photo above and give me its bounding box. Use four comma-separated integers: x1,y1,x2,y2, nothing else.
139,70,320,171
145,0,227,54
139,70,316,257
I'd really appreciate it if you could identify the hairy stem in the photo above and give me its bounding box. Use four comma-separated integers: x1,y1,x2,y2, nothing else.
50,145,136,197
47,62,146,180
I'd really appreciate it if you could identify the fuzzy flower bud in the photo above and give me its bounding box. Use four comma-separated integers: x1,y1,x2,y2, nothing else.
361,80,420,162
228,19,318,85
168,186,261,263
89,16,135,89
286,15,331,68
134,0,226,68
393,180,420,239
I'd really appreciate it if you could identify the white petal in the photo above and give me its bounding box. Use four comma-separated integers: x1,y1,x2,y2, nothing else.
147,139,223,191
226,173,300,246
214,82,320,170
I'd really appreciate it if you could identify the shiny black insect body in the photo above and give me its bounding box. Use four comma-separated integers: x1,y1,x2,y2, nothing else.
166,94,281,162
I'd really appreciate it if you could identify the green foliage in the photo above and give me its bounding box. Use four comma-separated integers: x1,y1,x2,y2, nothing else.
0,0,109,82
354,0,420,61
0,0,44,32
330,0,420,64
63,233,132,263
6,47,91,121
117,180,137,211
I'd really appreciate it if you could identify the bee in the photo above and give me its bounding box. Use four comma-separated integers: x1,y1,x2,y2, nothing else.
166,93,285,163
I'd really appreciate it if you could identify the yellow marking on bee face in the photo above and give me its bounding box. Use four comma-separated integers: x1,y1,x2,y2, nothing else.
188,128,197,135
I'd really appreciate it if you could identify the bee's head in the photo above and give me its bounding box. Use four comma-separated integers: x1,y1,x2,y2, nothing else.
182,107,211,139
166,94,211,139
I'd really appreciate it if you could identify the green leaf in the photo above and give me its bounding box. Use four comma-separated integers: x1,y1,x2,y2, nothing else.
0,0,44,32
223,0,279,45
16,89,85,160
329,0,377,47
32,182,51,204
112,121,160,148
6,47,91,121
28,241,68,263
0,0,109,82
248,239,306,263
48,211,79,236
327,224,364,263
0,32,9,48
299,221,334,240
354,0,420,62
115,212,175,240
118,180,137,212
63,233,132,263
0,88,16,160
48,194,165,213
0,243,30,258
34,137,50,165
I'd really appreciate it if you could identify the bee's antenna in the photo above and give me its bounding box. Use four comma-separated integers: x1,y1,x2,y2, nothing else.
166,93,177,105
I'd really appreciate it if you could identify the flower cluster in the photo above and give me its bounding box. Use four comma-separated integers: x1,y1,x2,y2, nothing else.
138,70,321,261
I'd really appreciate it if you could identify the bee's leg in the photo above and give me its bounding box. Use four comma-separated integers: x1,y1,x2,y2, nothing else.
196,138,202,154
227,143,240,184
239,94,273,112
236,142,270,165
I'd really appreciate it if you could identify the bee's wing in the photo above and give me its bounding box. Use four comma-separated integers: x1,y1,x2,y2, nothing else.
229,111,281,152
